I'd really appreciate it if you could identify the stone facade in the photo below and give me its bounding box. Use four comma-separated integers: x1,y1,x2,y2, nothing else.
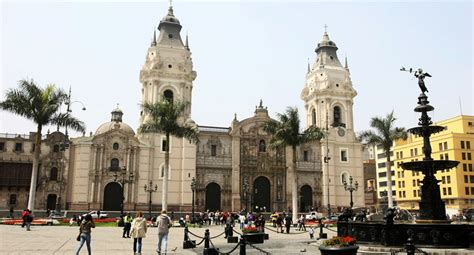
0,5,363,213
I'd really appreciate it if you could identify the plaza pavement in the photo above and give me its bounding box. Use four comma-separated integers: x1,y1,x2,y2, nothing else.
0,223,336,255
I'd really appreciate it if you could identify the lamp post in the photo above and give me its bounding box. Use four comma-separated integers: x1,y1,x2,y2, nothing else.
242,177,250,212
113,166,134,216
190,177,196,223
343,176,359,208
144,180,158,219
56,87,86,213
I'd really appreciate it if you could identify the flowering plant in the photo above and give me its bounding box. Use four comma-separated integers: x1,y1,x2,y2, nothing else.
242,225,258,233
322,236,356,247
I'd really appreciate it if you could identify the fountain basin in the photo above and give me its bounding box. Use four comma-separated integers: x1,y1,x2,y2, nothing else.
337,222,474,248
400,160,459,172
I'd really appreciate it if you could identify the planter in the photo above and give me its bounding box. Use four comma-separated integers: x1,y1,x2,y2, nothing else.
319,245,359,255
241,232,265,244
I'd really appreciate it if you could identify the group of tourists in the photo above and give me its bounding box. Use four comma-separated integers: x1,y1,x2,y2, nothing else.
75,209,172,255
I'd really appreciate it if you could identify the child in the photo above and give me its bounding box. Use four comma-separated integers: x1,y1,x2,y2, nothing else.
309,227,314,239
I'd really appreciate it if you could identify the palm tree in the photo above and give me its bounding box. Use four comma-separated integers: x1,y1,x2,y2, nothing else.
263,106,325,223
139,100,199,211
358,111,407,208
0,79,85,211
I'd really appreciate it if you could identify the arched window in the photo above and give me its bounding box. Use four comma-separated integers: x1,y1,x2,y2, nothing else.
341,172,348,185
113,143,119,150
53,145,60,153
163,90,174,102
110,158,119,171
333,106,341,126
50,167,58,181
312,109,316,126
259,140,266,152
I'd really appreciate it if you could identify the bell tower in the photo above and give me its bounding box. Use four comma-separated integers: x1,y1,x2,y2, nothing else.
137,4,198,211
139,5,197,126
301,31,364,211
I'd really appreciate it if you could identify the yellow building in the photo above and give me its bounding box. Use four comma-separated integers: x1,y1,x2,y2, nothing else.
393,115,474,215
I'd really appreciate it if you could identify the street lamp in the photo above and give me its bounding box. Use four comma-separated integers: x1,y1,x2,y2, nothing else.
144,180,158,219
242,177,250,211
190,177,197,223
113,166,134,216
56,87,86,212
343,176,359,208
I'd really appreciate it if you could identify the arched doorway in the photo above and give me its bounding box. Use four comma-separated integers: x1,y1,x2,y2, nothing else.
253,176,271,212
205,183,221,211
300,185,313,212
103,182,122,211
46,194,57,210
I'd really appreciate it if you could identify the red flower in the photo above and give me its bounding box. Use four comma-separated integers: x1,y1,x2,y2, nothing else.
322,236,357,247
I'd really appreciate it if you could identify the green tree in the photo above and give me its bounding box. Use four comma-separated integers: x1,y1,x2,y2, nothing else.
358,111,407,208
263,106,325,223
0,79,85,211
140,100,199,211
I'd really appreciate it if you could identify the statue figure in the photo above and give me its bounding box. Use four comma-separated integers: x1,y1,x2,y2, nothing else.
384,207,397,225
355,209,367,222
337,207,353,222
414,68,431,93
400,67,432,94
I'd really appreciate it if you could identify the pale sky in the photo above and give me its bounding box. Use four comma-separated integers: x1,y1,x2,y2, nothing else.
1,0,473,137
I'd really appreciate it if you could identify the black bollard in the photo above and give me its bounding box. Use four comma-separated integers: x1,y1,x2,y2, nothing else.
184,226,190,241
183,226,196,249
318,218,327,239
405,237,416,255
239,238,246,255
204,229,210,249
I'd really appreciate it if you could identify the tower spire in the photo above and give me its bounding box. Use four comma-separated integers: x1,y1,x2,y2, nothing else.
345,55,348,69
185,33,190,50
151,29,157,46
307,58,311,74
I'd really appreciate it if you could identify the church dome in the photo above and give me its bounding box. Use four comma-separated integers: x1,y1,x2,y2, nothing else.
95,106,135,136
158,6,181,29
315,32,338,52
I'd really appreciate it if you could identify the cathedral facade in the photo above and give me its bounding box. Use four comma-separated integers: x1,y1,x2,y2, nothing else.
0,5,363,213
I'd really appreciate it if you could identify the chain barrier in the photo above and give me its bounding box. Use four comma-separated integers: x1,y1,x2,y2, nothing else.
207,237,241,255
232,228,243,236
187,229,205,239
245,240,272,255
390,248,428,255
209,230,226,239
263,226,307,235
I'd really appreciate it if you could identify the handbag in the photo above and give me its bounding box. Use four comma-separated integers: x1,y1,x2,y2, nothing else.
76,232,81,241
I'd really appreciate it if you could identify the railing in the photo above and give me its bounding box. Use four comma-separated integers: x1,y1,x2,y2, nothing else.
0,133,48,139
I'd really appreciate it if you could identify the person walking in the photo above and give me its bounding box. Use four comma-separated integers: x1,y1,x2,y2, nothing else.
309,227,314,239
298,215,306,231
271,211,278,227
123,212,133,238
25,210,33,231
21,209,29,228
156,210,172,255
75,214,95,255
284,214,292,234
130,211,147,255
9,207,14,218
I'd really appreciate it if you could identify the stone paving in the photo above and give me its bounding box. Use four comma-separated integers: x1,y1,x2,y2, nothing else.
0,223,335,255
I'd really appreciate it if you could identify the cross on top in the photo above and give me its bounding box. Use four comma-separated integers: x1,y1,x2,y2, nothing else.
324,24,328,33
169,0,173,7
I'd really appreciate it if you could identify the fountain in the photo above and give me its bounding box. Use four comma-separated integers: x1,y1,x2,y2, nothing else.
337,68,474,248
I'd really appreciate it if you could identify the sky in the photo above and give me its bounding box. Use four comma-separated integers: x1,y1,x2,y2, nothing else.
1,0,473,137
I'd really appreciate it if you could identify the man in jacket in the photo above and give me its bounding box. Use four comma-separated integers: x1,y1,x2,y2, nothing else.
156,210,172,254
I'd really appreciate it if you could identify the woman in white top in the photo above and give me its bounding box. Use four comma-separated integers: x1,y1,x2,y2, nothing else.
130,211,147,255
